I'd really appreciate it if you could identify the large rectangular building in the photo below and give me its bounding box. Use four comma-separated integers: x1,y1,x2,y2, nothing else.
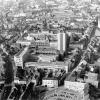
25,61,69,73
57,33,68,53
14,47,28,68
98,16,100,28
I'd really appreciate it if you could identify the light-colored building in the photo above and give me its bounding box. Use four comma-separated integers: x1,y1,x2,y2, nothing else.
35,47,57,55
31,40,50,47
64,81,89,91
43,86,89,100
98,16,100,28
25,62,68,73
14,47,28,68
50,41,58,49
85,72,98,88
16,39,31,46
57,32,68,53
29,33,47,40
42,78,58,88
64,81,89,100
38,54,57,62
14,80,26,84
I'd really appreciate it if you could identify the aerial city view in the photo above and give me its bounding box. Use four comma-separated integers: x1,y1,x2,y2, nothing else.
0,0,100,100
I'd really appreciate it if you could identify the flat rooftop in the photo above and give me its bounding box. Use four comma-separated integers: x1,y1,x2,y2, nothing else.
25,61,68,69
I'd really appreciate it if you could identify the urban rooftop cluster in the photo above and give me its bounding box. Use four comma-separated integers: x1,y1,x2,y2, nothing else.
0,0,100,100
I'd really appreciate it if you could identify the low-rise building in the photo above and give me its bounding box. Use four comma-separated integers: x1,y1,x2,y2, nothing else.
38,54,57,62
43,86,89,100
42,78,58,88
64,81,89,100
25,61,68,72
31,40,50,47
14,47,28,68
84,72,98,87
16,39,31,46
50,41,58,49
35,47,58,55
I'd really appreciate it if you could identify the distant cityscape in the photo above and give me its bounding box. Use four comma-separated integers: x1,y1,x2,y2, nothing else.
0,0,100,100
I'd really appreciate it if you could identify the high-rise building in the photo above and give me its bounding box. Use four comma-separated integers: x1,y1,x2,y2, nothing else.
57,32,68,54
98,16,100,28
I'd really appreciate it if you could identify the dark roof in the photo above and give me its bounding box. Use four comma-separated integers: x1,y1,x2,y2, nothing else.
15,47,25,57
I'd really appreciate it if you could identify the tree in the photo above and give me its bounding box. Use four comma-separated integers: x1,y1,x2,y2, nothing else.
23,53,39,63
3,55,14,84
16,66,25,80
0,55,5,80
0,54,14,100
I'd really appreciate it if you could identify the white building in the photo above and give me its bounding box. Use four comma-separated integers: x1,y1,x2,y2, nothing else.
14,47,28,68
25,62,69,73
43,86,89,100
64,81,89,91
57,32,67,53
50,41,58,49
16,40,31,46
42,78,58,88
38,55,57,62
64,81,89,100
85,72,98,88
98,16,100,28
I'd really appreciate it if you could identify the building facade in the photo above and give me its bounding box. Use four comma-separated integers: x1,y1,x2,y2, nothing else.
42,78,58,88
14,47,28,68
57,32,68,54
98,16,100,28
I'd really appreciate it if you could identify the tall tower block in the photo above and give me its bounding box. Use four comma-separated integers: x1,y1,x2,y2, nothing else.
57,32,67,54
98,16,100,28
